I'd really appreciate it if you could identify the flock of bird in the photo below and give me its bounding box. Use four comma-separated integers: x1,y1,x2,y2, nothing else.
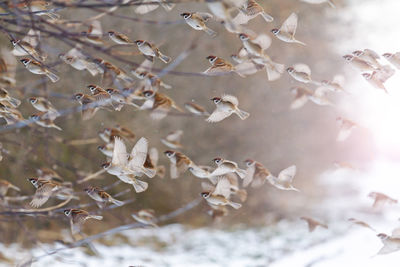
0,0,400,257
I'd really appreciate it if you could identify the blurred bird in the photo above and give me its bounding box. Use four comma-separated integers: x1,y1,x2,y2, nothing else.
233,0,273,25
382,52,400,69
343,55,376,72
207,95,249,122
28,178,60,207
108,30,134,45
362,66,395,93
59,45,99,76
0,88,20,108
348,218,376,232
29,112,62,131
20,58,59,82
134,0,175,14
287,64,320,85
204,55,248,77
161,130,183,149
368,192,397,208
140,90,183,120
300,216,328,232
131,209,158,227
289,86,313,110
93,58,134,85
85,186,124,209
105,88,140,110
29,97,59,119
209,158,246,179
99,126,136,143
271,13,306,45
243,159,272,187
98,143,114,158
0,48,17,86
74,93,99,120
188,165,216,183
336,117,357,142
18,0,60,20
87,84,114,108
81,20,104,45
352,49,381,68
135,40,171,63
134,71,171,91
164,150,195,178
376,233,400,255
266,165,299,191
11,29,45,60
37,167,63,183
181,12,217,37
201,190,242,210
0,179,20,197
320,75,346,93
184,102,210,116
144,148,166,178
300,0,335,8
64,209,103,235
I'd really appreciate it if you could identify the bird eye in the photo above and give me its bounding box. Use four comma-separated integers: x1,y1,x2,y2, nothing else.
271,29,279,34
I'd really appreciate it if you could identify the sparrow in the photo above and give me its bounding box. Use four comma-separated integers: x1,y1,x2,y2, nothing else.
343,55,376,72
300,0,335,8
207,95,249,122
266,165,299,191
144,147,166,178
238,34,285,81
0,88,21,107
140,90,183,120
352,49,381,68
206,0,244,23
180,12,217,37
289,86,313,110
0,48,17,86
286,64,320,85
87,84,114,108
81,20,104,46
203,55,240,76
203,174,247,202
209,158,246,179
29,112,62,131
64,209,103,235
11,29,45,60
184,102,210,116
74,93,99,120
164,150,195,179
362,66,394,93
134,40,171,63
0,106,25,125
201,191,242,210
348,218,376,232
0,179,20,197
105,88,140,110
108,31,134,45
28,177,60,207
161,130,183,149
300,216,328,232
20,58,59,83
376,233,400,255
28,97,60,119
59,45,99,76
131,209,158,227
37,167,64,183
134,0,175,14
84,186,124,209
368,192,397,208
99,126,136,143
18,0,60,20
243,159,272,187
233,0,274,25
336,117,357,142
134,71,172,91
93,58,134,85
382,52,400,69
271,13,306,45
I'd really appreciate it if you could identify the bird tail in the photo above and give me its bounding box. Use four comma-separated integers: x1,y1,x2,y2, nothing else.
327,0,336,8
88,215,103,220
160,82,172,89
236,189,247,202
142,167,156,178
131,179,148,193
235,168,247,179
8,97,21,107
156,165,166,178
52,124,63,131
261,12,274,22
45,71,60,83
294,39,307,46
9,184,20,192
228,201,242,210
158,53,171,64
110,198,124,206
235,108,250,120
204,27,217,38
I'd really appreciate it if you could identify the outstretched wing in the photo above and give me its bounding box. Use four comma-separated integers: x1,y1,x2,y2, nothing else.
128,137,148,169
293,63,311,75
112,137,128,166
222,94,239,106
280,13,298,36
206,108,231,123
277,165,296,183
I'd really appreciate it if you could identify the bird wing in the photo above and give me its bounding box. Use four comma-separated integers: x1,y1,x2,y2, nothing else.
280,13,298,36
128,137,148,169
232,11,258,25
133,59,154,76
71,213,87,235
290,95,308,109
332,74,345,87
166,130,183,142
373,65,395,83
243,165,255,187
22,29,40,47
196,12,213,21
293,63,311,75
277,165,297,183
234,61,260,76
364,49,380,59
213,177,232,199
209,165,232,177
206,108,231,123
201,181,216,192
140,98,155,110
30,183,55,208
88,20,102,36
112,137,129,166
135,0,159,14
377,243,399,255
149,147,159,166
65,45,84,58
221,94,239,106
253,34,272,50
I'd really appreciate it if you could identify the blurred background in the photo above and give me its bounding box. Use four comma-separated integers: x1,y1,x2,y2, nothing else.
1,0,400,266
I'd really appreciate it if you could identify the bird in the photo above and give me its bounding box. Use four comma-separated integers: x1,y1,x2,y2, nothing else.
233,0,274,25
164,150,195,179
207,95,249,122
266,165,299,191
243,159,272,187
37,167,64,183
180,12,217,37
0,48,17,86
81,20,104,46
161,130,183,150
64,209,103,235
184,102,210,116
300,0,335,8
0,88,20,107
140,90,183,120
0,179,20,197
286,64,320,85
84,186,124,209
209,158,246,179
368,192,397,208
74,93,99,120
28,178,61,207
201,190,242,210
87,84,114,108
28,97,59,119
348,218,376,232
320,75,346,93
108,31,134,45
29,112,62,131
99,126,136,143
289,86,313,110
92,58,134,85
203,55,241,76
134,40,171,63
382,52,400,69
336,117,357,141
131,209,158,227
343,55,376,72
17,0,60,20
362,66,395,93
376,233,400,255
300,216,328,232
59,45,99,76
352,49,381,68
10,29,45,60
20,58,59,82
134,71,172,91
98,143,114,158
105,88,140,110
271,13,306,45
134,0,175,14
